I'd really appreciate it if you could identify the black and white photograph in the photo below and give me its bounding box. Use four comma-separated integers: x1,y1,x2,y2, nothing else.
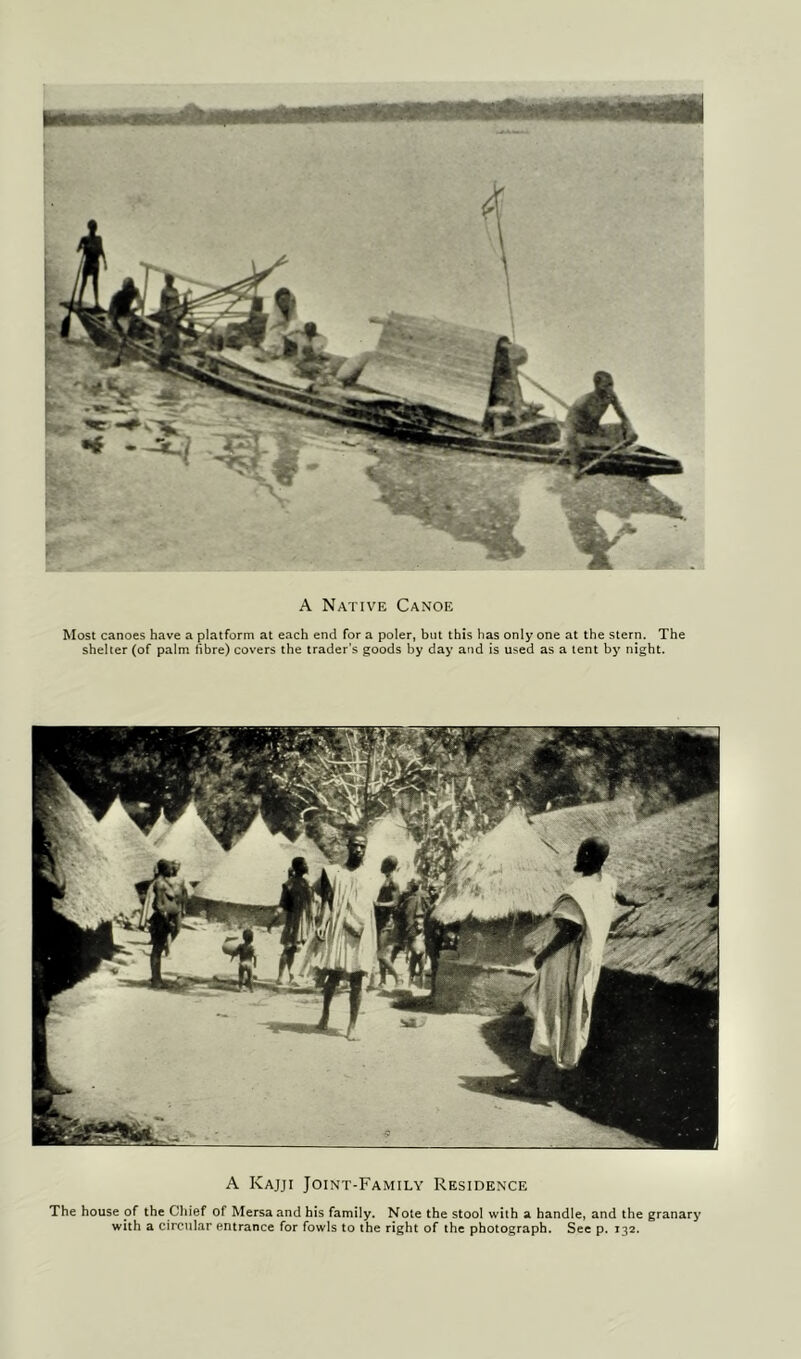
33,726,718,1150
45,82,703,572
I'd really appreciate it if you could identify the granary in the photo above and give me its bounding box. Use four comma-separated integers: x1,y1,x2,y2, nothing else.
571,792,719,1148
97,794,158,885
191,811,292,927
365,810,418,886
155,800,224,884
432,800,636,1014
147,807,171,844
33,759,140,992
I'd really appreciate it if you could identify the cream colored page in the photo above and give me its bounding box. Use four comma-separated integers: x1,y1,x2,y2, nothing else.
2,2,800,1355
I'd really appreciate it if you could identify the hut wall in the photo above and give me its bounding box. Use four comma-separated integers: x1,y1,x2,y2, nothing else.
43,915,115,996
433,956,532,1016
456,915,544,969
190,899,283,930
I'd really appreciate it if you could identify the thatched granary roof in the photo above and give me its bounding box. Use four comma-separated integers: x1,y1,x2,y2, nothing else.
193,812,291,908
147,808,171,844
433,805,564,926
604,794,719,991
433,800,636,926
33,759,140,929
98,795,158,884
155,800,224,882
365,810,418,885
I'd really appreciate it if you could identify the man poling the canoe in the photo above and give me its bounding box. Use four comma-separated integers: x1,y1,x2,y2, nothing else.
561,371,638,477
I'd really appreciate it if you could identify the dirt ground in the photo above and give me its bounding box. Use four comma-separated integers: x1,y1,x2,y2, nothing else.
43,919,649,1148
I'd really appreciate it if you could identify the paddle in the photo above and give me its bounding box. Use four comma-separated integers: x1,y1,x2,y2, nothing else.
60,258,83,338
574,434,638,480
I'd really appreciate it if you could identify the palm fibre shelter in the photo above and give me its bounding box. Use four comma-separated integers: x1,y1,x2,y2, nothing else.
34,758,139,989
432,800,636,1013
147,808,171,844
192,811,292,926
155,800,224,883
97,795,158,885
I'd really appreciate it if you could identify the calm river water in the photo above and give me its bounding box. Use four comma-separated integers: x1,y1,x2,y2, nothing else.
45,118,703,571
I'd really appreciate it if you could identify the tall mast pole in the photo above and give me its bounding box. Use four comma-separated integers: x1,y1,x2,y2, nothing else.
487,181,516,341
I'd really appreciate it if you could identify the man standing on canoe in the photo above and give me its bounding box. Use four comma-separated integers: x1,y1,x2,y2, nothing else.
562,371,637,475
314,830,377,1040
76,219,107,308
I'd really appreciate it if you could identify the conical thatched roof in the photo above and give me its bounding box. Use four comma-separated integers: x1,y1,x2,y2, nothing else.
97,795,158,884
148,808,171,844
604,794,719,990
433,805,566,925
365,810,418,885
155,800,224,882
273,829,294,847
192,812,290,908
293,831,331,874
33,759,140,929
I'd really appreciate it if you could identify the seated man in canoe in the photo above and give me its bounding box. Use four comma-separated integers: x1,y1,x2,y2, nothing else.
107,276,144,335
263,286,304,357
293,322,330,378
562,370,637,475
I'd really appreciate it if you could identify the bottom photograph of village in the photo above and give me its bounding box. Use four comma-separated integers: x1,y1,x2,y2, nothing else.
32,726,719,1151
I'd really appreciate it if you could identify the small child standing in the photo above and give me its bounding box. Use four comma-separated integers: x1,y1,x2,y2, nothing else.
233,928,257,992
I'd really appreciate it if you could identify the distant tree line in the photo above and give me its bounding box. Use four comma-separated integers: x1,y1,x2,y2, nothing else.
44,94,703,129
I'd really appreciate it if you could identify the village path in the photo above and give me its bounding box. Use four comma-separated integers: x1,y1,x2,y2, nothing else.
46,920,649,1148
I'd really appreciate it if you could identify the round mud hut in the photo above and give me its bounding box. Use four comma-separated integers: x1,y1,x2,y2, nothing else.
34,758,140,993
155,800,224,885
191,811,293,928
432,800,636,1015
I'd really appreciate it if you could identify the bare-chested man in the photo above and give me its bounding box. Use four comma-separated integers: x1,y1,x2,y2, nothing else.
562,371,637,475
314,831,377,1040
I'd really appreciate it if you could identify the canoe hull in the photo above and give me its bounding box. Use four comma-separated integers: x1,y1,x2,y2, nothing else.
62,304,684,478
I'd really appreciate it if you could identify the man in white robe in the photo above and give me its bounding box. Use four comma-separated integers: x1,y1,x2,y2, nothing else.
315,832,377,1040
521,837,617,1090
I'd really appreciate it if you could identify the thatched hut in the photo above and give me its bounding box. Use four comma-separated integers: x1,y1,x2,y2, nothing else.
33,759,139,992
365,810,418,885
191,812,291,927
147,808,171,844
433,801,635,1014
293,830,333,876
155,800,224,884
97,795,158,885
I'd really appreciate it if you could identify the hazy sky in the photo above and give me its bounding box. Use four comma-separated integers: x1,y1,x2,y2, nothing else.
44,81,700,112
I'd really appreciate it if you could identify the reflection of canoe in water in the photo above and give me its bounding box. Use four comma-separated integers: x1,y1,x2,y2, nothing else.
63,301,683,479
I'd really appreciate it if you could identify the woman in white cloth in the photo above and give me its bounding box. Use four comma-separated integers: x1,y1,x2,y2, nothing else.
263,286,303,357
519,836,617,1094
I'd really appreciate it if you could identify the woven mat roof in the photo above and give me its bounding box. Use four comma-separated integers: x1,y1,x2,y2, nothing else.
98,795,159,884
155,801,225,882
605,794,719,990
34,759,139,929
193,812,292,907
